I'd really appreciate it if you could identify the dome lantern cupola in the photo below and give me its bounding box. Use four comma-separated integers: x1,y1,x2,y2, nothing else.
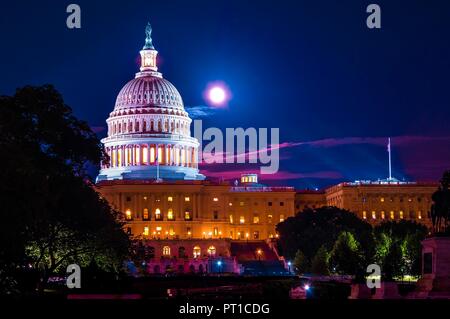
137,22,161,78
96,22,205,182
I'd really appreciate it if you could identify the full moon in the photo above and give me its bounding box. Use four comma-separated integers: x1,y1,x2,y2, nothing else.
209,87,226,104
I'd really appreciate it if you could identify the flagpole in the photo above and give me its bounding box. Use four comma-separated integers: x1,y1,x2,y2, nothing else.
388,137,392,180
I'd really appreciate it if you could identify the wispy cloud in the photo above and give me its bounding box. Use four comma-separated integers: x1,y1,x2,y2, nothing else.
199,167,342,181
185,105,217,119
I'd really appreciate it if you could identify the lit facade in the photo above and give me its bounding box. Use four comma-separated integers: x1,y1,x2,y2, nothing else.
97,179,295,241
295,181,437,227
96,24,437,274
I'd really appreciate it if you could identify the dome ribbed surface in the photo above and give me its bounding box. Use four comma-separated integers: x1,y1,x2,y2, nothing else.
114,76,184,110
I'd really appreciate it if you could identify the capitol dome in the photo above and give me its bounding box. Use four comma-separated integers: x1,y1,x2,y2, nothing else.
96,23,205,182
114,76,184,111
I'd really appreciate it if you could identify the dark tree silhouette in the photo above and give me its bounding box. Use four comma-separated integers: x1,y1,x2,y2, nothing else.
0,85,129,294
276,206,374,264
431,170,450,234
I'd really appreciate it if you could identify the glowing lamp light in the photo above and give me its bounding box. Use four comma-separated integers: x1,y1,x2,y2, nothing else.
217,260,222,266
304,284,310,291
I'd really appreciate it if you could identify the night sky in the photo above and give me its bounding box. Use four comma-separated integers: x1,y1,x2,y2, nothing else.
1,0,450,189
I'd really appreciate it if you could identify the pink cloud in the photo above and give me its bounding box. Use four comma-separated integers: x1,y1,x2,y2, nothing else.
199,166,342,181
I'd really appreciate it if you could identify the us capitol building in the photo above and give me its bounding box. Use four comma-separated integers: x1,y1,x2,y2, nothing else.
96,24,437,275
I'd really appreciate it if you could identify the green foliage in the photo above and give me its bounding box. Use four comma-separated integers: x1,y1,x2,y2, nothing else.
293,250,310,274
276,206,374,263
0,85,129,293
311,246,330,275
374,220,427,279
330,232,365,278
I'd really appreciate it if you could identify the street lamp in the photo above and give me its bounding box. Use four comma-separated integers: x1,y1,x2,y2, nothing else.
256,249,262,261
217,260,222,274
287,261,292,273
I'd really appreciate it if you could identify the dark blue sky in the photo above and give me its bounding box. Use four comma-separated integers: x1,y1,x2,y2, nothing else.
1,0,450,188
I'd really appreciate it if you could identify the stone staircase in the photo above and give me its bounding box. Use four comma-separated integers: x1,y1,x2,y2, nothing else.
230,241,289,276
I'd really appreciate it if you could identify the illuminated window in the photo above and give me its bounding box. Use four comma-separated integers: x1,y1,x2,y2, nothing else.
399,211,404,219
253,215,260,224
142,146,148,163
380,197,385,202
169,227,175,236
143,196,147,200
240,216,245,224
156,226,162,232
408,198,412,202
208,246,216,256
125,209,132,220
372,211,376,219
390,211,395,219
143,208,149,220
268,214,273,224
184,211,191,221
228,202,233,206
143,226,149,236
418,211,422,219
229,215,234,224
362,211,367,219
167,209,174,220
253,231,260,239
168,196,173,202
193,246,201,258
213,197,219,202
381,211,385,219
214,227,218,236
162,246,171,256
155,208,162,220
184,197,190,202
239,201,244,206
279,214,285,222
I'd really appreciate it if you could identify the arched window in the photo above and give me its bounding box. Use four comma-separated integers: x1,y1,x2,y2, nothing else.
207,246,216,257
153,265,160,274
193,246,201,258
162,246,171,256
145,246,155,259
155,208,162,220
178,247,186,258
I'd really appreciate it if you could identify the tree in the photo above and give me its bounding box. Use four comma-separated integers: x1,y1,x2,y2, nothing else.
431,170,450,234
374,220,427,279
276,207,374,264
293,250,310,274
0,85,129,294
311,246,330,275
382,240,405,281
330,231,364,279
